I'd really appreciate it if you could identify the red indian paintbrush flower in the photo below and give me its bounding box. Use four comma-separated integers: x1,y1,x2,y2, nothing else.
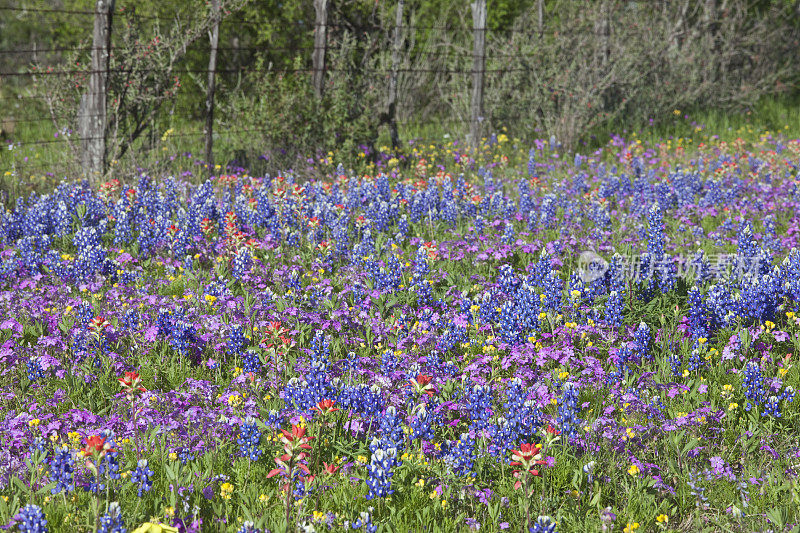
81,435,116,462
312,399,339,415
89,316,110,338
322,462,340,475
118,371,146,396
510,443,547,490
408,374,435,396
267,424,315,495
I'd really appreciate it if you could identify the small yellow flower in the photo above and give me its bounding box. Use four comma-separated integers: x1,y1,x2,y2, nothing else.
220,482,233,500
623,522,640,533
228,394,242,407
429,490,439,500
357,455,368,465
204,294,217,304
169,452,178,461
259,493,269,504
656,514,669,523
164,507,175,518
28,419,40,428
628,464,640,476
132,523,179,533
728,402,738,411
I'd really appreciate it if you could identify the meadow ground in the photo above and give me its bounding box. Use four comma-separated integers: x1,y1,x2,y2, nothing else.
1,123,800,532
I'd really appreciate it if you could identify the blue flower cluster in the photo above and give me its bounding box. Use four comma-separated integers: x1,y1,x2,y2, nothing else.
365,440,397,500
98,502,126,533
130,459,154,497
742,361,796,417
444,433,477,477
238,417,263,461
48,445,75,494
556,382,582,444
15,504,48,533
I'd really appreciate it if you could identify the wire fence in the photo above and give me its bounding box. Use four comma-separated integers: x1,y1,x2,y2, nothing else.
0,1,546,172
0,1,673,183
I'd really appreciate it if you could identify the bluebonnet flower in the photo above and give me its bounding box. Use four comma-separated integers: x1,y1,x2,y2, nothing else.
171,319,199,362
687,471,708,507
444,433,476,477
498,264,520,295
605,290,624,328
474,216,485,235
501,221,515,244
504,377,542,442
97,502,126,533
686,347,705,372
365,440,397,499
408,404,435,442
238,417,263,462
632,322,650,359
88,432,121,493
488,416,516,458
582,461,596,484
351,510,377,533
231,248,251,280
478,291,498,324
556,382,582,444
236,521,261,533
529,516,557,533
527,148,536,176
497,301,521,345
48,445,75,494
669,354,683,378
15,504,48,533
27,356,46,382
467,384,493,432
373,405,402,445
130,459,154,497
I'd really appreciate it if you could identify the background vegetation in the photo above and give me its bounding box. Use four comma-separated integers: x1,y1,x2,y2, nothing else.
1,0,799,192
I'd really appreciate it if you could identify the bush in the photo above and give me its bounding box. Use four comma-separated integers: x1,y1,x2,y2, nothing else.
222,32,384,175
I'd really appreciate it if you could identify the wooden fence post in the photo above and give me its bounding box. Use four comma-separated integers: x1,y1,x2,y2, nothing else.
387,0,404,148
469,0,486,150
312,0,329,99
80,0,115,182
538,0,544,37
205,0,220,175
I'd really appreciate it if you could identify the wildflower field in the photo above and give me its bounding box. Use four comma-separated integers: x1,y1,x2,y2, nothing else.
2,129,800,533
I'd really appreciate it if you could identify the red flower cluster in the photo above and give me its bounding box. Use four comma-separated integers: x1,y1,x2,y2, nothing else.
267,425,315,489
118,371,146,399
312,399,339,416
89,316,110,339
407,374,436,397
510,443,548,490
